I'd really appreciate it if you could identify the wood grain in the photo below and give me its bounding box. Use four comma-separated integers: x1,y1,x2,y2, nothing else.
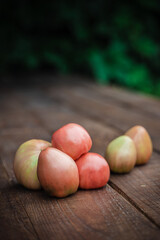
0,77,160,240
0,160,38,240
1,150,159,240
44,82,160,152
0,126,51,240
33,106,160,227
8,85,160,227
1,124,159,240
59,75,160,118
20,80,160,227
80,78,160,118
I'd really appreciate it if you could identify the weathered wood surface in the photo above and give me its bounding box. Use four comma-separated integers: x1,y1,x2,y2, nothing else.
0,75,160,240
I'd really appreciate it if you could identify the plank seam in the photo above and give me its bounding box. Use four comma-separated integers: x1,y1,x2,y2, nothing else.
48,96,159,154
0,156,10,180
30,107,160,229
108,181,160,229
84,82,160,119
19,201,41,240
26,92,160,229
0,157,41,240
67,77,160,119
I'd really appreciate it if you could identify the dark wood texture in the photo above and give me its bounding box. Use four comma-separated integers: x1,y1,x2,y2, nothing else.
0,75,160,240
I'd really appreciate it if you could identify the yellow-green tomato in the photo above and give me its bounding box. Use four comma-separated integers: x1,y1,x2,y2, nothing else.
14,139,51,189
125,125,153,165
105,136,137,173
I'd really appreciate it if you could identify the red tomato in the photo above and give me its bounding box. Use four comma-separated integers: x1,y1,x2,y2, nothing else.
76,152,110,189
52,123,92,160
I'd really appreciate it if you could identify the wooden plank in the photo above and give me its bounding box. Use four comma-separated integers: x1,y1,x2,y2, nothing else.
25,186,160,240
44,83,160,152
28,99,160,227
0,190,38,240
0,126,50,240
59,75,160,118
12,81,160,227
1,82,160,239
110,151,160,226
91,84,160,118
12,86,160,227
0,160,38,240
0,130,160,240
0,89,40,131
0,93,51,240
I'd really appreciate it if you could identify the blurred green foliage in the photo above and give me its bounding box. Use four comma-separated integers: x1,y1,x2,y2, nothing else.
1,0,160,96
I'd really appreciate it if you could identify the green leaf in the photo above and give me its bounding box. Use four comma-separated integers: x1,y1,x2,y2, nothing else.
88,49,110,84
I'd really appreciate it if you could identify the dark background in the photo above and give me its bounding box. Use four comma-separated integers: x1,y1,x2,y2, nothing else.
1,0,160,97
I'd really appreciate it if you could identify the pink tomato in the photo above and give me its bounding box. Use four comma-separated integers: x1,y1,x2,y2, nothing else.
37,147,79,197
125,125,153,165
76,152,110,189
52,123,92,160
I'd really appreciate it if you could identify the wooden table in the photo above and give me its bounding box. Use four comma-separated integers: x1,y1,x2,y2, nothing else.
0,75,160,240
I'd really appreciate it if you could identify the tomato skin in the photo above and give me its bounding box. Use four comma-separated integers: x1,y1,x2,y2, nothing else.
125,125,153,165
105,136,137,173
14,139,51,189
76,153,110,189
37,147,79,197
52,123,92,160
